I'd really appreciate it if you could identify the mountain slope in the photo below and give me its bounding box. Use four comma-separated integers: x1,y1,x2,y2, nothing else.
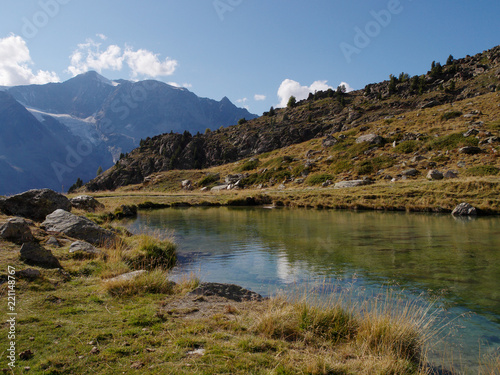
85,45,500,191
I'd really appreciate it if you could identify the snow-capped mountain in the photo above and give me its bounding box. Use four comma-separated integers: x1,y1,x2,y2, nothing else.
0,72,257,195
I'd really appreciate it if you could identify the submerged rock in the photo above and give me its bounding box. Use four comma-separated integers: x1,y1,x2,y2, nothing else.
452,203,478,216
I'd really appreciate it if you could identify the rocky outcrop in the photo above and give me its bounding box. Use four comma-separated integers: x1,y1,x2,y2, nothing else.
0,189,71,221
0,218,35,244
452,203,478,216
70,195,104,212
42,209,116,245
20,243,61,269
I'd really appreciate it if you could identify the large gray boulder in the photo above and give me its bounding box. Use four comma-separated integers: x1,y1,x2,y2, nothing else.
0,218,35,244
41,209,116,245
0,189,71,221
20,243,61,269
452,203,478,216
356,134,385,145
70,195,104,212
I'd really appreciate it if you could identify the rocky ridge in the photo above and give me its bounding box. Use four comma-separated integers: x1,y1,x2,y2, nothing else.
85,45,500,191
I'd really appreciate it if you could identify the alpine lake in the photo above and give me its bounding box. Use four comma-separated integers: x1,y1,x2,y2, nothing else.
127,206,500,373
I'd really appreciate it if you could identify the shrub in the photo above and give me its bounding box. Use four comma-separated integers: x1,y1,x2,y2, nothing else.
307,174,334,185
238,118,247,125
356,161,374,175
103,269,174,297
287,96,297,108
238,159,260,172
198,174,220,187
466,166,500,176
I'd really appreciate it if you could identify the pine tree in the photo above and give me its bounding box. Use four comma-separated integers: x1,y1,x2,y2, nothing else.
96,166,103,176
287,96,297,108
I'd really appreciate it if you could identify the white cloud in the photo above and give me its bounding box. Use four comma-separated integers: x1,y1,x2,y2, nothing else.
67,38,178,79
124,47,177,78
236,97,248,104
277,79,332,107
0,34,59,86
254,94,266,101
96,33,107,41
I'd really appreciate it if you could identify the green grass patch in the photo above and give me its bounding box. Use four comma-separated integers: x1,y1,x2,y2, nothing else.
466,165,500,176
426,133,479,150
307,173,335,185
197,173,220,187
237,159,260,172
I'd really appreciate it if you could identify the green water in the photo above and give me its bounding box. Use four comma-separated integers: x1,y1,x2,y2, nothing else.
128,207,500,373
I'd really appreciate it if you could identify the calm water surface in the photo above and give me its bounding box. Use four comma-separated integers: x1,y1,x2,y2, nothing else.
128,207,500,373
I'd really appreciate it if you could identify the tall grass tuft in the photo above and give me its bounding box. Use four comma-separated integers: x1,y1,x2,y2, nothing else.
124,233,177,270
102,269,174,297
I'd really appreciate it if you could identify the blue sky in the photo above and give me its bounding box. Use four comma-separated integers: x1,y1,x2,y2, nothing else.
0,0,499,115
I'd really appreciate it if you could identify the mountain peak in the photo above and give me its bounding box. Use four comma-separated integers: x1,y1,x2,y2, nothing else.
220,96,233,105
75,71,114,86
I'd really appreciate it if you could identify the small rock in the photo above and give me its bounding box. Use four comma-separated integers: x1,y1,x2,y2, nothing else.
0,218,35,244
457,161,467,168
70,196,104,212
20,243,62,269
444,170,458,179
16,268,42,280
90,347,99,355
426,170,444,180
187,348,206,356
322,135,338,148
459,146,482,155
130,362,144,369
211,185,229,191
181,180,192,190
46,236,60,247
463,129,479,137
411,155,426,163
69,241,101,256
402,168,419,177
452,203,477,216
19,350,34,360
200,187,209,192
